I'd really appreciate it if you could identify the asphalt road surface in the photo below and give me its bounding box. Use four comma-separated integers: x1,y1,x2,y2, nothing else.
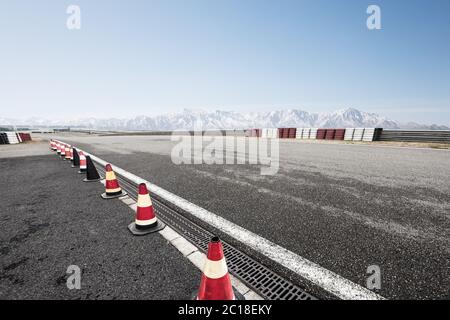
0,142,199,299
44,133,450,300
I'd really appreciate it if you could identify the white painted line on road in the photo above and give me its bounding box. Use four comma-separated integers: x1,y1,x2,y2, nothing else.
57,140,385,300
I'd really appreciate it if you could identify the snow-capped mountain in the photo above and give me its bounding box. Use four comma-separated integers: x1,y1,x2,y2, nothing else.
1,108,448,130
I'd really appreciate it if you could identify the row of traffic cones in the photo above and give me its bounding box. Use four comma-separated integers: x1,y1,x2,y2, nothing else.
49,139,243,300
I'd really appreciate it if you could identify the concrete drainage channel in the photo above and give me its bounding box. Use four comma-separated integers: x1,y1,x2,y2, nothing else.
93,162,316,301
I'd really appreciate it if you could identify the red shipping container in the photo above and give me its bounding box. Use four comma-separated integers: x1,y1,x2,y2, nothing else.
316,129,326,139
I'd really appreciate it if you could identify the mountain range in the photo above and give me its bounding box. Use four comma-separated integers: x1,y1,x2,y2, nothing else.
0,108,448,131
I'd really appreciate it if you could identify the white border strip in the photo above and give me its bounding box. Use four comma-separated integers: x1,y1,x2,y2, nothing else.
57,140,385,300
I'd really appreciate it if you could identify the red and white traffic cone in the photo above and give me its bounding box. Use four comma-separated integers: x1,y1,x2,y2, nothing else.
78,151,87,173
51,140,57,151
128,183,165,235
60,143,66,159
56,142,61,155
69,146,74,163
64,145,71,161
59,143,65,156
193,237,245,300
101,164,127,199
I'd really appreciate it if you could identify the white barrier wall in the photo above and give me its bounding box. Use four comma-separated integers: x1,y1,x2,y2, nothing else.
261,128,268,138
302,128,311,139
310,128,318,140
262,128,278,139
353,128,365,141
6,132,20,144
295,128,315,139
362,128,376,141
344,128,355,141
271,128,279,139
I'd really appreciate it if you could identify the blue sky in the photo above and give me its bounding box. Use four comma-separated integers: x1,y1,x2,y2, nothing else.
1,0,449,125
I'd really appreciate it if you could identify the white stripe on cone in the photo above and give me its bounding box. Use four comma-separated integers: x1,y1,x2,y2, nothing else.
105,171,116,180
135,217,157,226
137,194,152,207
202,257,229,279
79,154,86,168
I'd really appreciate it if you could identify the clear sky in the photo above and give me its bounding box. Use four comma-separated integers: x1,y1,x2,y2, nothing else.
1,0,449,125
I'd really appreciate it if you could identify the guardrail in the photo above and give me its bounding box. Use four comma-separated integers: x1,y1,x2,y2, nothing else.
378,130,450,143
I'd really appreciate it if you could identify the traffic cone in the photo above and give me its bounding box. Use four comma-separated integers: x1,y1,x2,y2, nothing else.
60,143,66,159
60,143,65,157
69,146,74,163
193,237,245,300
51,140,57,151
64,145,71,161
72,148,80,168
78,151,87,173
128,183,165,235
83,156,101,182
56,142,61,154
101,164,127,199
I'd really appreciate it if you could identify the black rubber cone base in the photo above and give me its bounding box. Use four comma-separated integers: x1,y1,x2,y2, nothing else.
83,178,101,183
101,191,127,199
191,287,245,300
78,170,86,174
128,221,166,236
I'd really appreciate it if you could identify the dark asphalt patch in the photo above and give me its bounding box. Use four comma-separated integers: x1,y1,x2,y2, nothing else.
0,153,199,299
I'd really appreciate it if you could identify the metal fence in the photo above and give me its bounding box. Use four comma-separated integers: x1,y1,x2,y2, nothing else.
378,130,450,143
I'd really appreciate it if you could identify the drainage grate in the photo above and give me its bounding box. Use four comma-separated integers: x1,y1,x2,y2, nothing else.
95,164,316,300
